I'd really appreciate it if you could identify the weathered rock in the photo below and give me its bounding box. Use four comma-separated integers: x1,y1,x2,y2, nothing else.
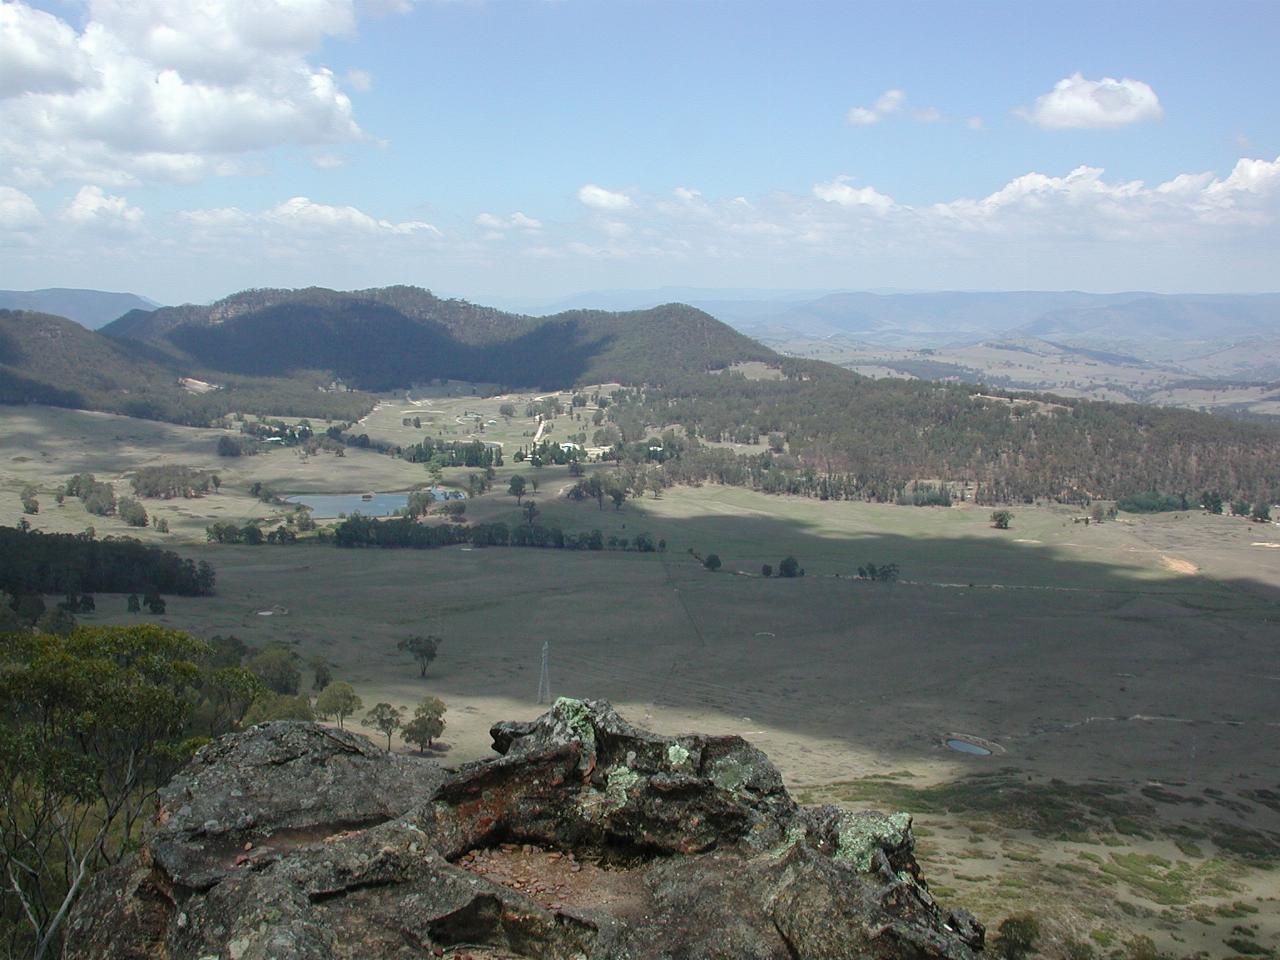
66,700,984,960
148,720,449,889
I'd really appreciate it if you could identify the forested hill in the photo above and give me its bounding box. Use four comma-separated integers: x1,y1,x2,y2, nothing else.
104,285,775,388
0,309,373,425
605,365,1280,503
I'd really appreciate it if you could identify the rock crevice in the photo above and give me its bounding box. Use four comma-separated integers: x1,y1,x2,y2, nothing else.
67,699,983,960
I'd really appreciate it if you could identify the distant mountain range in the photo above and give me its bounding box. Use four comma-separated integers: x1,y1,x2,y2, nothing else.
0,288,159,330
0,286,775,423
547,289,1280,351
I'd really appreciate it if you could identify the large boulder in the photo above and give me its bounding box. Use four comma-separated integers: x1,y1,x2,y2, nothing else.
66,700,983,960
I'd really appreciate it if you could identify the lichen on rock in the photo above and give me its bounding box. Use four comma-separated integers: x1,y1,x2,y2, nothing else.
833,809,915,871
67,702,984,960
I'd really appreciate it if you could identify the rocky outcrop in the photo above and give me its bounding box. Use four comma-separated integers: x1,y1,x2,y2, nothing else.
66,700,983,960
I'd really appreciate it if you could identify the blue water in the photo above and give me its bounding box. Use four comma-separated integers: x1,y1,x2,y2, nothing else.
945,738,992,756
285,487,464,518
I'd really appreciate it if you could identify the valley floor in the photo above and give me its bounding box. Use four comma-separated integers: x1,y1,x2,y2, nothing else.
3,403,1280,958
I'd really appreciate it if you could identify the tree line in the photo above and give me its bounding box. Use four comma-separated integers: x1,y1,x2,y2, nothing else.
0,525,215,599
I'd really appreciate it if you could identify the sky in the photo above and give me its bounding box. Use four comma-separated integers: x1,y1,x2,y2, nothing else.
0,0,1277,306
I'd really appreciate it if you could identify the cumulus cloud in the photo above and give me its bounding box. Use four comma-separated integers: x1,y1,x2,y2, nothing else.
847,88,913,125
577,184,634,211
180,196,440,237
0,185,42,230
516,156,1280,283
812,176,895,213
0,0,397,186
267,196,438,234
476,211,542,233
61,185,143,227
0,1,94,97
1020,73,1163,130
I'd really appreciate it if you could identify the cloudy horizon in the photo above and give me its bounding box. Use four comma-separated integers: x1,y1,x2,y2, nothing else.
1,0,1276,304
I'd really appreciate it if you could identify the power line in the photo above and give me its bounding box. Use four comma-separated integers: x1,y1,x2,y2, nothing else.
535,642,550,701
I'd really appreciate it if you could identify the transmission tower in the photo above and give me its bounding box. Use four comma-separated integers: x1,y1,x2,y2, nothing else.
536,641,551,704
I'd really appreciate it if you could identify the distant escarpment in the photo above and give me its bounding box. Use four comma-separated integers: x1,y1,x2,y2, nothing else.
104,285,776,390
67,700,982,960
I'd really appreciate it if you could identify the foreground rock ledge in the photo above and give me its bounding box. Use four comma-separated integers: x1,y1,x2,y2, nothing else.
67,699,984,959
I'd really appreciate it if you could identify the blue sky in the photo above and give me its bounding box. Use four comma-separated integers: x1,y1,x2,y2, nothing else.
1,0,1277,304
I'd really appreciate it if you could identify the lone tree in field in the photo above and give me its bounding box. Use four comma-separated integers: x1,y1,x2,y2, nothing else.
397,634,442,677
402,696,447,752
990,510,1014,529
508,474,527,504
703,554,722,572
523,501,540,527
778,555,800,578
315,681,363,729
361,702,404,751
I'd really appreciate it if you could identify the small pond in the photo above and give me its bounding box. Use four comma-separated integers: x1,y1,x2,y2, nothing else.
285,487,464,518
945,738,992,756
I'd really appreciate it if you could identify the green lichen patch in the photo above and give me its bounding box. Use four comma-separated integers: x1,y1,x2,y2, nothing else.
833,810,912,871
666,742,692,770
604,765,642,809
708,754,754,794
552,697,598,762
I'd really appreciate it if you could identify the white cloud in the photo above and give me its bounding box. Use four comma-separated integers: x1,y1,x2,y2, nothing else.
61,184,143,227
0,0,402,186
577,184,634,211
874,89,905,114
812,176,895,213
928,157,1280,238
1021,73,1163,130
516,157,1280,282
180,196,440,238
966,116,985,131
847,88,944,127
266,196,438,235
476,211,542,234
847,88,905,126
0,185,42,230
312,152,351,170
0,1,94,97
346,68,373,92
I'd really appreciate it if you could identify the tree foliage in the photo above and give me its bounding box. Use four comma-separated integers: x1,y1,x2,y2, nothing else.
397,635,441,678
314,681,362,729
361,702,405,751
401,696,447,752
0,525,215,598
0,625,209,958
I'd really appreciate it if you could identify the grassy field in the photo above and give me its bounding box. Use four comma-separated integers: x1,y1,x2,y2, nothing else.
3,402,1280,958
